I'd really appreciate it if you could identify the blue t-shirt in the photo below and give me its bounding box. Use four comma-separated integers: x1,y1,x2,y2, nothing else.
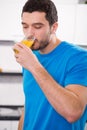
23,41,87,130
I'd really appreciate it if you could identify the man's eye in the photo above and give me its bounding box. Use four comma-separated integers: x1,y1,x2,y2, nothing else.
35,26,42,29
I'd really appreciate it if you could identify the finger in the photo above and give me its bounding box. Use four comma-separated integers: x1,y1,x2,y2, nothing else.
13,48,19,54
13,43,23,54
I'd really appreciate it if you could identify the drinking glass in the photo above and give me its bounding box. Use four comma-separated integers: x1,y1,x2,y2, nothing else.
13,37,35,54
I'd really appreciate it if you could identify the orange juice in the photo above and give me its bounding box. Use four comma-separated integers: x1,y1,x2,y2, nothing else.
13,38,34,54
21,39,34,47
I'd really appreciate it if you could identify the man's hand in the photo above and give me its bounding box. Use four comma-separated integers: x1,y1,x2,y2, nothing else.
13,43,39,71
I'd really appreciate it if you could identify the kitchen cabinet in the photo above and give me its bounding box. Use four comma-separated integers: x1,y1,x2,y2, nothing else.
0,1,24,40
0,106,23,130
0,43,22,73
0,73,24,105
0,121,11,130
56,4,87,45
0,121,19,130
56,5,76,43
11,121,19,130
79,0,87,4
74,4,87,44
51,0,78,4
0,41,24,106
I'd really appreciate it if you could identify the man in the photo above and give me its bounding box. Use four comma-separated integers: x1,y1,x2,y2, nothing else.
13,0,87,130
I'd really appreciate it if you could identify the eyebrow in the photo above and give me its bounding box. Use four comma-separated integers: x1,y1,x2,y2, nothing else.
21,22,44,26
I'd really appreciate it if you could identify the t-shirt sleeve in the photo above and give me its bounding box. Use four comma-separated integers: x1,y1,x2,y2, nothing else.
64,51,87,87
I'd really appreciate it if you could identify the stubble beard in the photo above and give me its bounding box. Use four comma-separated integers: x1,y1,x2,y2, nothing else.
32,32,51,51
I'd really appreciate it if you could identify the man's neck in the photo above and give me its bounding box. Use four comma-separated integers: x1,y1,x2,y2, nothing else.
40,36,61,54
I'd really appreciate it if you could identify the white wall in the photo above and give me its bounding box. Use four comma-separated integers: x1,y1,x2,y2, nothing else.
0,0,87,44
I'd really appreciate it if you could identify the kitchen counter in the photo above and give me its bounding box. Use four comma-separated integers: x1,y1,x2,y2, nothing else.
0,105,23,121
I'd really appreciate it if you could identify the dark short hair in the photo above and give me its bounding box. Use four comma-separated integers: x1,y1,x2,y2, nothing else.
22,0,58,26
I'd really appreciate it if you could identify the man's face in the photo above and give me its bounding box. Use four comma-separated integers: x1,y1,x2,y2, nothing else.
21,12,53,50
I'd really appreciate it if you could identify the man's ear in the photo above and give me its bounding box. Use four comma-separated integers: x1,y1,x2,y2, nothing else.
51,22,58,34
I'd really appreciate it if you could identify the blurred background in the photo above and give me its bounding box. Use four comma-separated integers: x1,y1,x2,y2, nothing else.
0,0,87,129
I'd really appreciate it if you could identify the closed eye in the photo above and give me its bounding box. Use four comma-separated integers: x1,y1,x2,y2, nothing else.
33,23,44,29
34,25,43,29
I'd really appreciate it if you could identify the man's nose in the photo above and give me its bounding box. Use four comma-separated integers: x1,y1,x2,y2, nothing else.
26,27,34,38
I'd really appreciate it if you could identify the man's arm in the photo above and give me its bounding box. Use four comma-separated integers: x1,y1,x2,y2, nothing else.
18,110,24,130
31,65,87,123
